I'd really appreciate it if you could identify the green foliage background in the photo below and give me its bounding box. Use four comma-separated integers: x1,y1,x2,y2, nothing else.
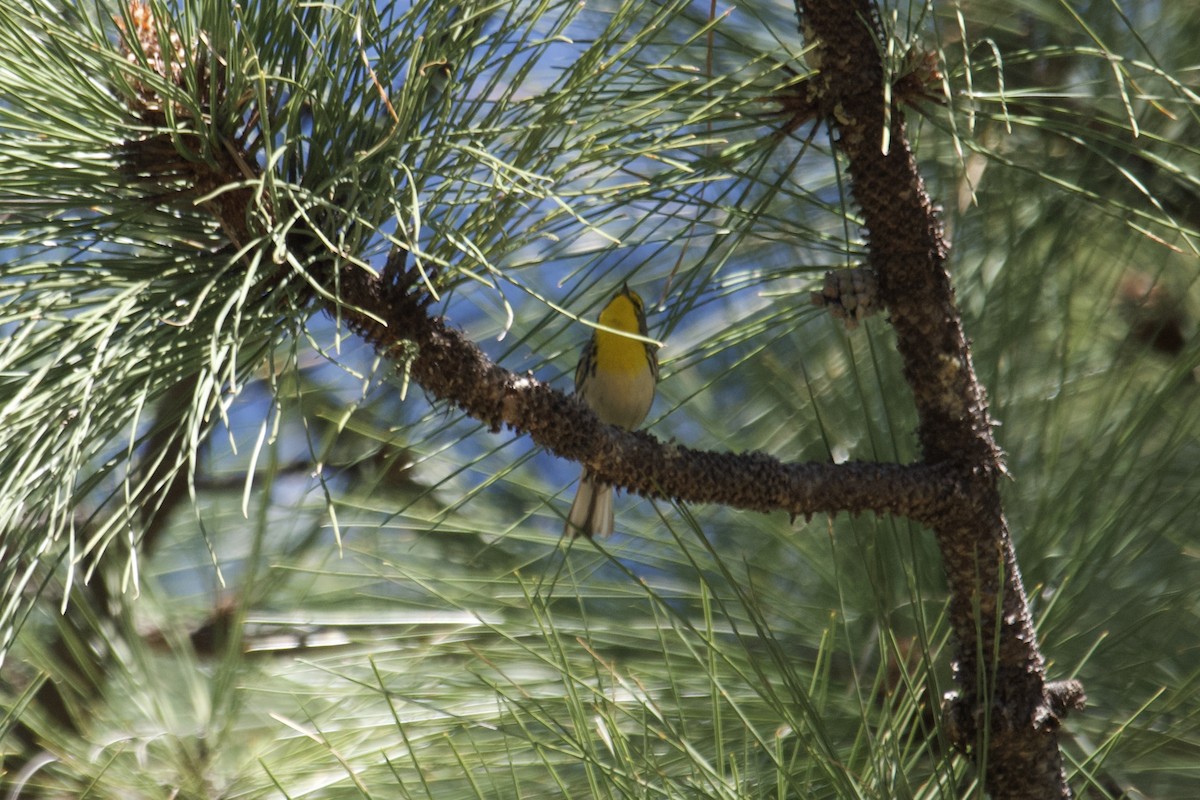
1,0,1198,797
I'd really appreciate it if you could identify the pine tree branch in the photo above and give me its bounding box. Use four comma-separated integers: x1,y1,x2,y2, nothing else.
106,3,963,530
333,259,959,526
793,1,1078,797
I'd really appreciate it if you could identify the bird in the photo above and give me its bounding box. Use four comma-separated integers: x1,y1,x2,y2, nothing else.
565,283,659,538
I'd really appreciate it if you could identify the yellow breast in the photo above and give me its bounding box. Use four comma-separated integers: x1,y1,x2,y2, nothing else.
593,294,647,375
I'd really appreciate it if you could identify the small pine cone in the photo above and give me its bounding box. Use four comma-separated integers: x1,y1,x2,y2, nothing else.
117,1,193,117
811,267,880,329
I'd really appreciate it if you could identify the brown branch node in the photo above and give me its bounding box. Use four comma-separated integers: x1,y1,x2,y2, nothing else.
811,266,881,328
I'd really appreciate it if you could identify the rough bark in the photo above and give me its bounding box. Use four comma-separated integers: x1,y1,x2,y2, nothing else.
333,258,957,526
794,1,1081,796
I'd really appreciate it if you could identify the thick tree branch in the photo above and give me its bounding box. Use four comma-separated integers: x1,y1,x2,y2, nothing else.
795,2,1076,797
335,263,957,526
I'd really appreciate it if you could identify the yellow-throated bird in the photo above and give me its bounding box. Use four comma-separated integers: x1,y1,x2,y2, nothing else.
566,284,659,538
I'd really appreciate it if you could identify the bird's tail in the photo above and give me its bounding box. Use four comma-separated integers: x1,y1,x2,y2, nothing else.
565,472,614,538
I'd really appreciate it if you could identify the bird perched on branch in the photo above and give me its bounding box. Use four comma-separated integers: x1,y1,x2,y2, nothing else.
565,284,658,538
